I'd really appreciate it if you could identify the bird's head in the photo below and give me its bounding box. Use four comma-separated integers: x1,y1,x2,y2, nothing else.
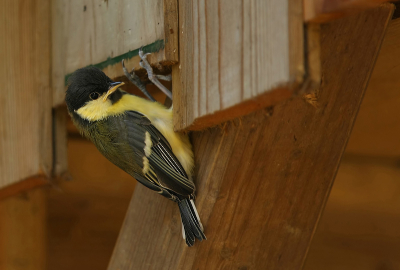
65,66,125,122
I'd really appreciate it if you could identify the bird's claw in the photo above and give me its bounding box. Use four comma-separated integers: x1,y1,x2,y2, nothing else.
121,59,156,102
138,48,173,100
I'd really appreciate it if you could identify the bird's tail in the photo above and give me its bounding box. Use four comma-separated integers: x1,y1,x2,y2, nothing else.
178,199,206,246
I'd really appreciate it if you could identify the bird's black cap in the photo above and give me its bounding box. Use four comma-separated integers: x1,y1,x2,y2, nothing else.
65,66,113,112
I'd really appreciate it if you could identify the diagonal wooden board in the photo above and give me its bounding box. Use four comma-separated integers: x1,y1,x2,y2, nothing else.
108,4,393,270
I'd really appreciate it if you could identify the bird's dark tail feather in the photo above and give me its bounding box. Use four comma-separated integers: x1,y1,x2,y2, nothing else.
178,199,206,247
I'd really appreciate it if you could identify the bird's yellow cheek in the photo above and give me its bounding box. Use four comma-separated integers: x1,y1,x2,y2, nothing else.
76,97,112,122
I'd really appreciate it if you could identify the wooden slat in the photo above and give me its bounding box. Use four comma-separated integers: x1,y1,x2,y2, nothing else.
52,0,179,107
173,0,305,131
304,0,393,22
108,5,393,270
346,18,400,157
0,188,46,270
0,0,52,190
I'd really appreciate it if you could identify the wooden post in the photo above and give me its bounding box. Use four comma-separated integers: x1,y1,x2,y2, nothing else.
0,0,51,194
108,4,393,270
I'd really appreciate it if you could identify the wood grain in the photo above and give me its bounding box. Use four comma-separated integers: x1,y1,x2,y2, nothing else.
0,0,52,190
52,0,179,107
346,18,400,157
304,0,393,22
163,0,179,63
0,188,46,270
108,5,393,270
173,0,305,131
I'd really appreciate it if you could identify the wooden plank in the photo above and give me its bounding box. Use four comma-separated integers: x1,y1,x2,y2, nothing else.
52,0,179,107
304,155,400,269
0,0,52,190
346,18,400,157
108,5,393,270
173,0,305,131
163,0,179,63
0,188,46,270
304,0,393,22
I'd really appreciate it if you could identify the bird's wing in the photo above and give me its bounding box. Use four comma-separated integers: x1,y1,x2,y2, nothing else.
99,111,195,199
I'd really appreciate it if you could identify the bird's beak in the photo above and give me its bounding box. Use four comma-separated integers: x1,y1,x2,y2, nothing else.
103,82,125,102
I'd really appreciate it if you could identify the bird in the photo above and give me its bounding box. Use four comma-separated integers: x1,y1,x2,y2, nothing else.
65,64,206,247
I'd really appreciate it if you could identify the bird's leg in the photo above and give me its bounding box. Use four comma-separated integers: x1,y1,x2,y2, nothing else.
122,59,156,102
155,74,172,81
139,48,173,100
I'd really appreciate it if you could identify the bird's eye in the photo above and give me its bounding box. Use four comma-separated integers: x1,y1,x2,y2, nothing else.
89,92,100,100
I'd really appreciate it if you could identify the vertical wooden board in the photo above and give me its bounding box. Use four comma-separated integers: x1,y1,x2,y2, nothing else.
52,0,67,107
0,188,47,270
173,0,304,131
108,5,393,270
0,0,52,189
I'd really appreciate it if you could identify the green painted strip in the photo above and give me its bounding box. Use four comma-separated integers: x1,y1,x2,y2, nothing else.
64,39,164,86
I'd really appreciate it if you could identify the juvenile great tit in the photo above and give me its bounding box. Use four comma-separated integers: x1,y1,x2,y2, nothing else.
65,66,205,247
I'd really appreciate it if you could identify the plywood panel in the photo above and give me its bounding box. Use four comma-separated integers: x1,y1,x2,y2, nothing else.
173,0,305,131
108,5,393,269
0,0,52,190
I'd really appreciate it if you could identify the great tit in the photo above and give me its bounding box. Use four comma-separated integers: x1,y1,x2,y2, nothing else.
65,66,205,246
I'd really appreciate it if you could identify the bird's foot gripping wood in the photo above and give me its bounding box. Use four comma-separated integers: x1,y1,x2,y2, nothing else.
122,59,156,102
139,48,173,100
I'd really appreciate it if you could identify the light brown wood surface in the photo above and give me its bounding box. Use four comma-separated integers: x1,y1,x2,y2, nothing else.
0,0,52,190
346,18,400,157
0,188,46,270
173,0,305,131
107,5,393,270
52,0,179,106
304,0,393,22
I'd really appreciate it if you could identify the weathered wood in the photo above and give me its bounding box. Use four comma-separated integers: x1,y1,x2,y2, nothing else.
0,0,52,190
304,0,392,22
346,18,400,157
173,0,305,131
52,0,179,107
108,5,393,270
0,188,46,270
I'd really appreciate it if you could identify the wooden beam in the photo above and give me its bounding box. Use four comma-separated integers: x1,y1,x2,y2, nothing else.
0,0,52,190
173,0,305,131
304,0,393,22
108,5,393,270
0,188,46,270
346,18,400,157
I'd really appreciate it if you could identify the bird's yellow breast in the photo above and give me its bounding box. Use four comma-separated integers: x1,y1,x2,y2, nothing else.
76,93,194,177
